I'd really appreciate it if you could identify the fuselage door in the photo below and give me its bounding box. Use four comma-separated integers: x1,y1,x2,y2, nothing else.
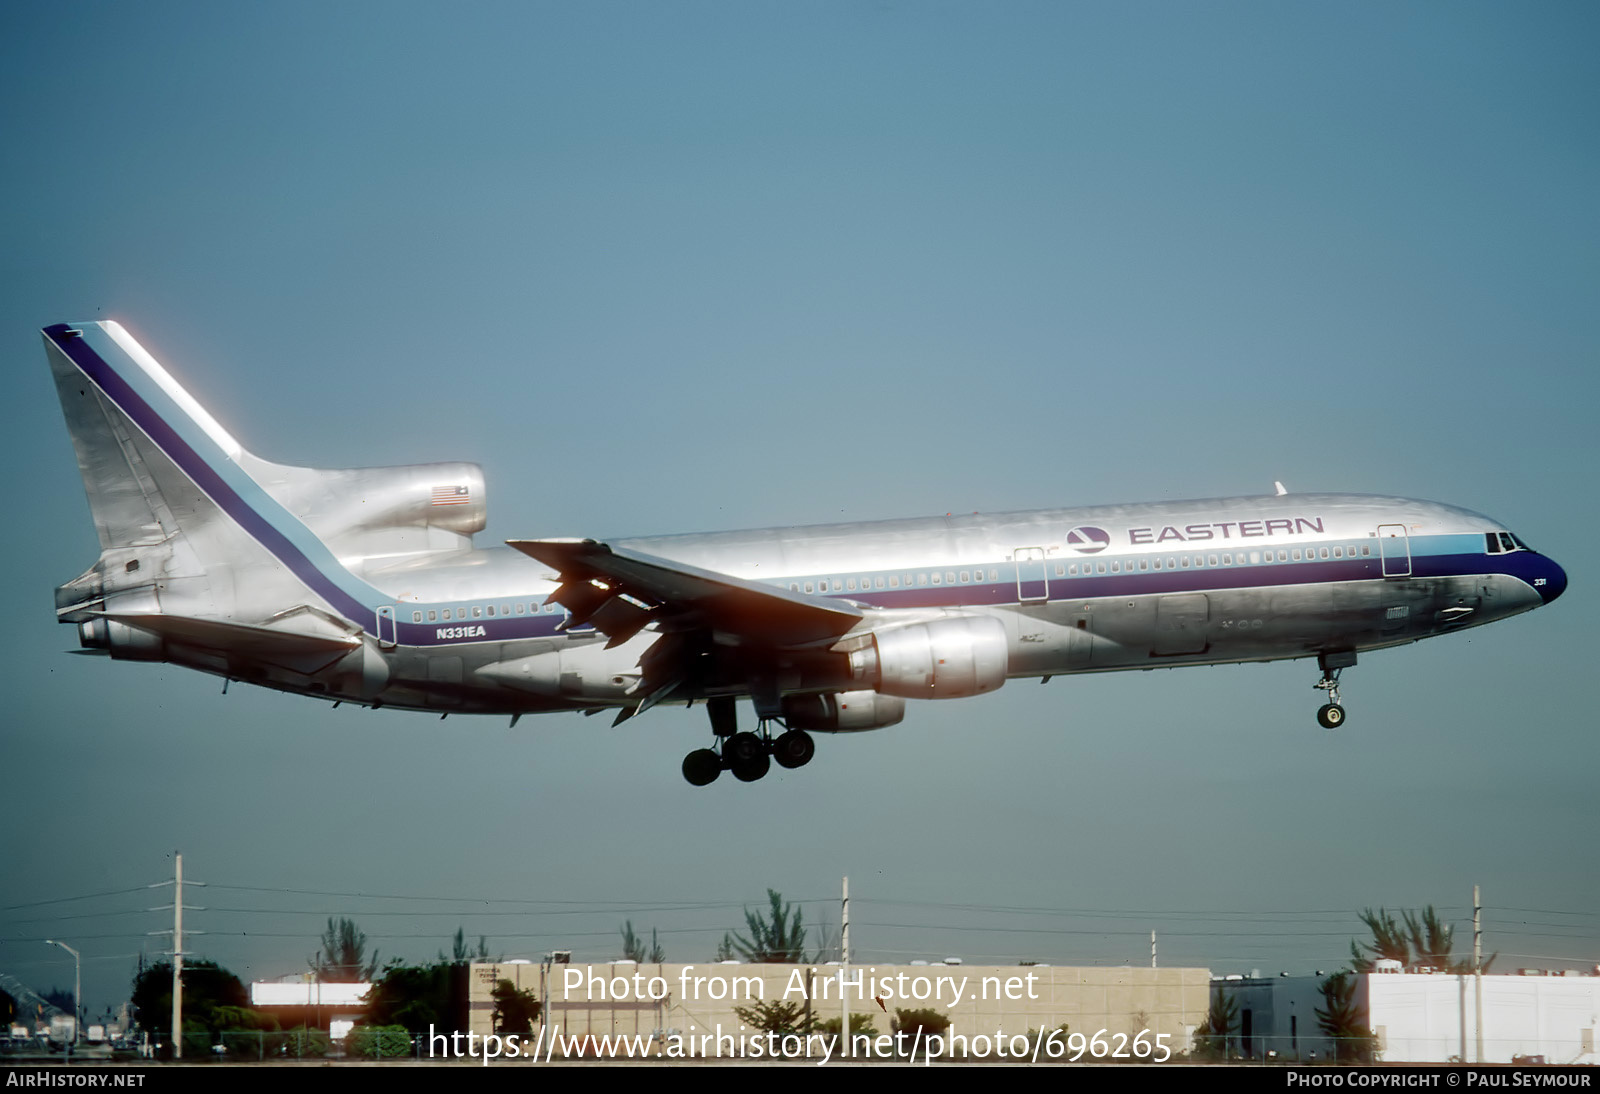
1378,524,1411,578
1015,547,1049,602
376,604,398,649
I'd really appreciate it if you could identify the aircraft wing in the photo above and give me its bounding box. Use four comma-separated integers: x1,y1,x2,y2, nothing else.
506,538,863,649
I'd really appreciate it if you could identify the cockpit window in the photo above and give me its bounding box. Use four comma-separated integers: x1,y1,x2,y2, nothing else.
1486,531,1532,555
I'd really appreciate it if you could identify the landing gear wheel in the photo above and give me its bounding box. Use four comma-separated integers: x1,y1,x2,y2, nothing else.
725,731,770,782
1316,703,1345,729
773,730,815,769
682,748,722,786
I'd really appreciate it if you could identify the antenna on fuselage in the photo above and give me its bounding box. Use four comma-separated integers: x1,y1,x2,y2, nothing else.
1274,481,1288,496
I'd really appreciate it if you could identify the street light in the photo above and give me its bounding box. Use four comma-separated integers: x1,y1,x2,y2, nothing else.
43,939,81,1059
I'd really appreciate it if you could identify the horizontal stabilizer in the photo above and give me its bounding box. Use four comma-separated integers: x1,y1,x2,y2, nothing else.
99,612,360,659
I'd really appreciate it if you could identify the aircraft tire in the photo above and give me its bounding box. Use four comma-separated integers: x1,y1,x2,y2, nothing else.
731,751,770,782
683,749,722,786
773,730,815,769
1316,703,1345,729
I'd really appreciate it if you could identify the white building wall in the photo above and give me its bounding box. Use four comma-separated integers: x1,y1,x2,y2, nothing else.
1364,973,1600,1064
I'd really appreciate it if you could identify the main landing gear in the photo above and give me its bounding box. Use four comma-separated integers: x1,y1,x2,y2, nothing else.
681,697,815,786
1313,650,1356,729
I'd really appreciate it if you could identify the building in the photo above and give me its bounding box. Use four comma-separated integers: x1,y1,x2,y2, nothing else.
1215,970,1600,1064
467,960,1209,1061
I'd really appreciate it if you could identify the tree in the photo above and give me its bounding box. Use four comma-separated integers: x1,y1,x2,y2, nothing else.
1350,906,1482,973
891,1008,951,1057
441,927,491,965
817,1012,879,1041
1316,972,1378,1063
311,917,378,982
729,889,809,963
129,959,258,1057
364,961,467,1034
1192,987,1237,1059
620,920,665,963
733,999,814,1037
491,980,542,1034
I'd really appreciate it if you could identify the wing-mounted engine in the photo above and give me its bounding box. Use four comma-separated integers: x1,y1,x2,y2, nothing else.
243,457,487,572
781,690,906,732
842,614,1009,699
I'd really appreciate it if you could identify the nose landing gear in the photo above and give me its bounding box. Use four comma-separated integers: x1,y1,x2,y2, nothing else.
1313,650,1356,729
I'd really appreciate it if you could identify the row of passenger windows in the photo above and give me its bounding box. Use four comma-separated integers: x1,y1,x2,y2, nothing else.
1050,543,1372,575
789,569,1002,594
789,544,1373,593
412,601,562,623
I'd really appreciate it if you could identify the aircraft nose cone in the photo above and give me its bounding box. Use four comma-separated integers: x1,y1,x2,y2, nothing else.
1537,556,1567,604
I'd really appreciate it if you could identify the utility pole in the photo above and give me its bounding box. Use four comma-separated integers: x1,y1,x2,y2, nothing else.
150,852,202,1060
1473,884,1483,1064
840,876,850,1060
172,852,183,1060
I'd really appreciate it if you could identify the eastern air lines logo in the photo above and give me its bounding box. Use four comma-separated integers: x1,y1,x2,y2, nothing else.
1065,526,1111,554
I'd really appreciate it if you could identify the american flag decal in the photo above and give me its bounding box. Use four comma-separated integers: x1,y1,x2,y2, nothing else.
430,485,471,506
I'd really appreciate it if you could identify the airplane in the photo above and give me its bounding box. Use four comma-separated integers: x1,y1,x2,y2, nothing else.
43,321,1568,786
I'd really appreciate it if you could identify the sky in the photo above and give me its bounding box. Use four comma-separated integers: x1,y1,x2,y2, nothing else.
1,1,1596,1020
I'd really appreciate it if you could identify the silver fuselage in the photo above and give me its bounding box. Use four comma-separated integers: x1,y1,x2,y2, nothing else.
45,321,1568,726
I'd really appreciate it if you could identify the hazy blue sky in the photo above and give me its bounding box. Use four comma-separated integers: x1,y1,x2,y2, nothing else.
2,2,1595,1018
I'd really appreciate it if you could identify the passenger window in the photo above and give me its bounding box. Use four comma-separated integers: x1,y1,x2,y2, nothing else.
889,576,900,588
875,577,885,589
1333,547,1342,559
804,582,814,593
846,578,856,590
1249,551,1260,564
473,606,483,618
1223,554,1232,566
412,611,422,622
1096,562,1106,574
1319,547,1329,559
1139,559,1148,571
931,573,942,585
487,605,495,617
428,610,437,622
1111,561,1120,573
918,573,928,586
1208,555,1218,567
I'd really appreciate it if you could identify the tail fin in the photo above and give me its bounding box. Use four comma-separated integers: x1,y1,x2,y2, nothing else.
44,321,485,636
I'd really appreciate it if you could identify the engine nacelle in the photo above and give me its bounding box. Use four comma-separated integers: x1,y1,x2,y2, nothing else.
782,690,906,733
849,615,1008,699
476,635,651,702
77,616,165,662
